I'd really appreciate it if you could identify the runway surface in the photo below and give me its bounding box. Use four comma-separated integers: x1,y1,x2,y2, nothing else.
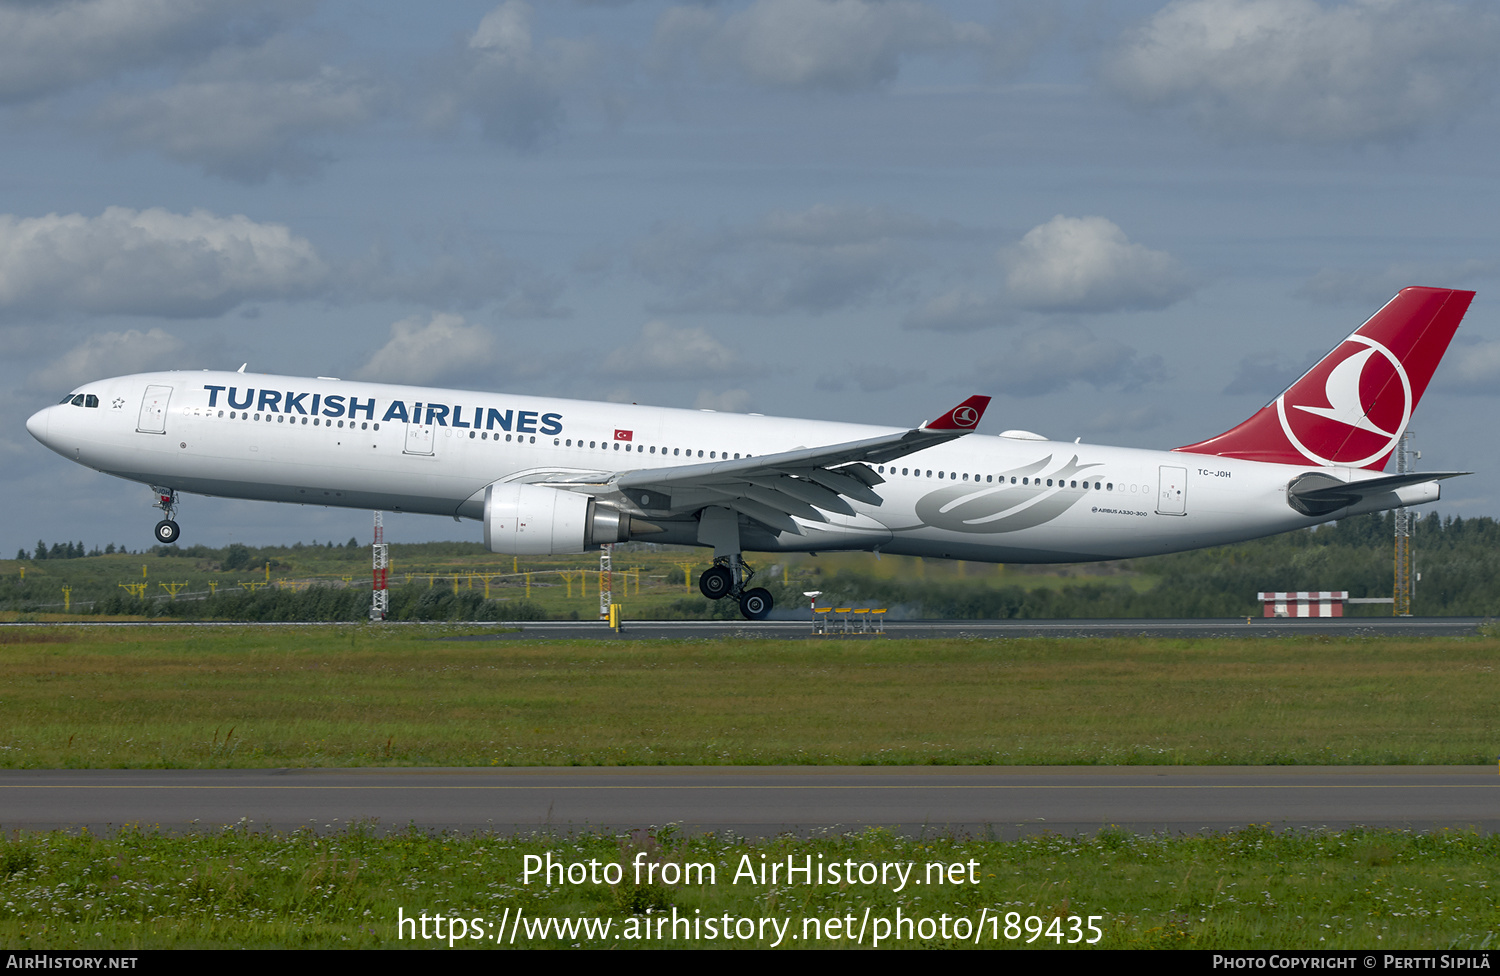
0,617,1486,639
472,617,1488,640
3,766,1494,838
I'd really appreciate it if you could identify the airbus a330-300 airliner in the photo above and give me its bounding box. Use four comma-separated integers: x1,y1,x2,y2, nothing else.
27,287,1473,619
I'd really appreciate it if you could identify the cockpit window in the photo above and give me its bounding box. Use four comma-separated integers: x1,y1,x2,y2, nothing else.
70,394,85,406
85,395,99,408
60,394,76,404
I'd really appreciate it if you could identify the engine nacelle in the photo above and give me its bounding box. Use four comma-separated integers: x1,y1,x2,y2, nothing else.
483,482,645,555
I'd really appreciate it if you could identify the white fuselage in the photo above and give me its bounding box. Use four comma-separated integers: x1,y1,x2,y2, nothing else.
28,370,1433,561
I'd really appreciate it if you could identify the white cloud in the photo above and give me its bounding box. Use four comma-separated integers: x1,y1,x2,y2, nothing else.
1103,0,1500,143
95,38,378,183
606,321,742,380
31,328,185,391
0,207,328,318
654,0,995,91
1003,215,1191,313
0,0,234,103
353,313,497,386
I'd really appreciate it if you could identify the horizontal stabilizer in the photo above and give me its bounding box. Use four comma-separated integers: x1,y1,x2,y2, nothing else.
1287,470,1469,516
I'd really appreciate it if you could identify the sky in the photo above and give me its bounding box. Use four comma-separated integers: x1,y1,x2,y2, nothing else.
6,0,1500,553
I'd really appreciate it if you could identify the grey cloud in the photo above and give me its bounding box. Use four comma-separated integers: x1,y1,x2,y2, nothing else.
342,239,568,316
0,0,277,104
653,0,998,91
1433,337,1500,395
631,203,954,316
29,328,186,392
902,289,1014,333
979,324,1167,397
815,363,926,393
94,37,380,184
1298,261,1498,306
1080,403,1168,435
430,1,596,150
1222,351,1301,395
602,320,746,380
1103,0,1500,144
693,388,753,412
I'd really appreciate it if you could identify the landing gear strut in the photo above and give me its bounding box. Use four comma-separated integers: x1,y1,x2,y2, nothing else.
697,553,775,621
696,506,775,621
151,487,181,545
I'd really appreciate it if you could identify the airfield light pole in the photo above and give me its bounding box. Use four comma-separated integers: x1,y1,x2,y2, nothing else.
1393,432,1416,617
599,544,613,620
371,511,389,622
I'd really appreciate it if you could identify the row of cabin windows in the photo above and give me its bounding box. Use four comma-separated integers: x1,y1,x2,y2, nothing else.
188,407,1153,491
202,408,751,454
876,464,1140,492
203,408,379,430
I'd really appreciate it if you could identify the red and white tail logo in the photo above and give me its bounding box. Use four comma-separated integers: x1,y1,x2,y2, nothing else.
1175,287,1472,471
924,394,992,431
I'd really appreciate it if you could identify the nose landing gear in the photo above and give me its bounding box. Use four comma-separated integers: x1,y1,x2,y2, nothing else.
151,487,181,545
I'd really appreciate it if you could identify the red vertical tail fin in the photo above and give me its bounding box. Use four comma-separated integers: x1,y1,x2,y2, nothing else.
1174,287,1472,471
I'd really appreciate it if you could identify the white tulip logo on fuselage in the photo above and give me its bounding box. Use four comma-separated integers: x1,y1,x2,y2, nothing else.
1276,335,1411,467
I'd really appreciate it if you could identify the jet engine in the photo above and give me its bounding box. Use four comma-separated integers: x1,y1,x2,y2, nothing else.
482,482,659,555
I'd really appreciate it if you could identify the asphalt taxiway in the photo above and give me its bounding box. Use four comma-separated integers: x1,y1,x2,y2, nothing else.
3,766,1494,838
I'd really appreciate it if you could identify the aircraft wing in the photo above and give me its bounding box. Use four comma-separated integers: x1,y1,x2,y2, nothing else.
554,395,991,535
1287,470,1469,517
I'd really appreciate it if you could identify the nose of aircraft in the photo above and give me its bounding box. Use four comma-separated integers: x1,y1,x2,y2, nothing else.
26,406,50,444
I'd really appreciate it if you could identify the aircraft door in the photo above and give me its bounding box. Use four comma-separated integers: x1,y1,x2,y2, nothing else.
404,422,435,456
1156,465,1187,516
136,385,172,433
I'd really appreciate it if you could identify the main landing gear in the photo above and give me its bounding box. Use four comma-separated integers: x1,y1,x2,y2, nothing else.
698,554,775,621
151,487,181,545
694,505,774,621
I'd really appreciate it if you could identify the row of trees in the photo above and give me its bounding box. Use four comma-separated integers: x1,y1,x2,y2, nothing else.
801,512,1500,618
89,586,548,623
18,540,115,560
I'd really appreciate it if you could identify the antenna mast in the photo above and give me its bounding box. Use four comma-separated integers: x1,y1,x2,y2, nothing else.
371,511,389,622
1393,432,1415,617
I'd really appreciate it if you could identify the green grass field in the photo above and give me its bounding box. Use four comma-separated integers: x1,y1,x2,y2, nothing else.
4,625,1498,950
3,824,1496,948
2,625,1496,767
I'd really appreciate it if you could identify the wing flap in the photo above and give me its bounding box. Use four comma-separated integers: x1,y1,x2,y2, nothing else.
607,394,990,533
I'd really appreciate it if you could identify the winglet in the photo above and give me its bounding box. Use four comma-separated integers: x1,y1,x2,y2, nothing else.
922,394,991,431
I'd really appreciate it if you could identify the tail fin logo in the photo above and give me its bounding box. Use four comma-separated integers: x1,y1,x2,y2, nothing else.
951,405,980,428
1276,334,1411,467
